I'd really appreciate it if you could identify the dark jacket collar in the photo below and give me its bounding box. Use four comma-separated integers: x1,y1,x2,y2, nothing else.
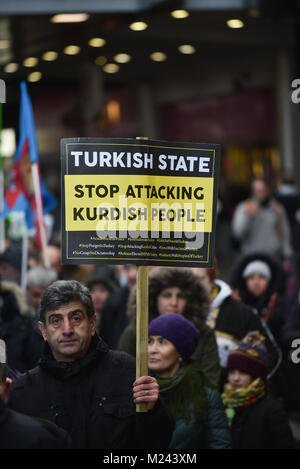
39,334,109,380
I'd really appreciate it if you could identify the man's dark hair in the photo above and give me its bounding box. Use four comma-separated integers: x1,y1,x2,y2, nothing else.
39,280,95,323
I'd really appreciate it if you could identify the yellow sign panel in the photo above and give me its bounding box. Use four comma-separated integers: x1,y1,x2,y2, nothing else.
65,174,214,233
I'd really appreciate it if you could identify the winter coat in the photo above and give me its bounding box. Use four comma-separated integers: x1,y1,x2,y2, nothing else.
169,388,231,449
8,334,174,449
229,395,294,449
0,282,43,373
117,267,221,386
0,397,72,449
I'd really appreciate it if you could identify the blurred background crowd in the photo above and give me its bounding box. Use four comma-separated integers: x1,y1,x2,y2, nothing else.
1,172,300,446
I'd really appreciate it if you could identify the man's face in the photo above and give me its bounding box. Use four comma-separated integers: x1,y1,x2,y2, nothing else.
27,284,46,313
38,301,96,362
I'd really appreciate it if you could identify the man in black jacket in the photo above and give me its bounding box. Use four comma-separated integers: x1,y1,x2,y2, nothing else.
8,280,174,449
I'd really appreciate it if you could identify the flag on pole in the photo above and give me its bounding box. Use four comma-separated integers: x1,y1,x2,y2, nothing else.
2,82,56,256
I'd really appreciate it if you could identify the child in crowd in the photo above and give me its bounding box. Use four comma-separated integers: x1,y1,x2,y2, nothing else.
222,331,294,449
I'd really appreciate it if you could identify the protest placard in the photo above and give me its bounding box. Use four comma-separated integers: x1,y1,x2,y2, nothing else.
61,137,220,267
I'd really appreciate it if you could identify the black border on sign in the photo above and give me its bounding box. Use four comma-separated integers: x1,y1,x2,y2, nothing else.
61,137,221,268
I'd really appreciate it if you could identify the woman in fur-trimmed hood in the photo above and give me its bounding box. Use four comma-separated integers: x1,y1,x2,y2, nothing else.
118,267,221,385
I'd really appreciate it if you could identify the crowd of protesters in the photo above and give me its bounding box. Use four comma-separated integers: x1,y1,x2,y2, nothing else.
0,175,300,449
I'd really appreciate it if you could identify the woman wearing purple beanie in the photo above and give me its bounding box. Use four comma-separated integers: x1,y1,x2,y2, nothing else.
118,267,220,386
147,313,231,449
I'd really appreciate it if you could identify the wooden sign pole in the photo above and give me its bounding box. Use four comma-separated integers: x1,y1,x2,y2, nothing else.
135,136,149,412
136,265,149,412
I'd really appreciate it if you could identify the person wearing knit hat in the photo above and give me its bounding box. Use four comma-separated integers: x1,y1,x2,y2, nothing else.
118,267,221,386
226,331,268,381
148,313,200,362
242,259,272,302
148,313,231,449
222,331,294,449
